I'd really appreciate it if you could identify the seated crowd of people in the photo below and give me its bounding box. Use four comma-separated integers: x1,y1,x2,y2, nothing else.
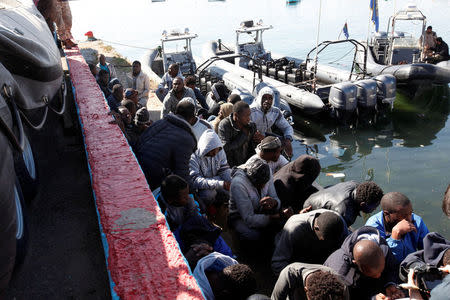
90,57,450,300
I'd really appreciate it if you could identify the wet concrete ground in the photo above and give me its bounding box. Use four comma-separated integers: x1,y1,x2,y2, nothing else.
5,74,111,299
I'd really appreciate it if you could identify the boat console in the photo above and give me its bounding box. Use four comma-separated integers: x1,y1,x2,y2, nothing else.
150,29,198,77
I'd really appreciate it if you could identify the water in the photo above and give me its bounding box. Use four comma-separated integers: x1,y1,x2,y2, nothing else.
70,0,450,235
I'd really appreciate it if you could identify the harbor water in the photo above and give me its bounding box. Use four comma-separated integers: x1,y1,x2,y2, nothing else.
70,0,450,234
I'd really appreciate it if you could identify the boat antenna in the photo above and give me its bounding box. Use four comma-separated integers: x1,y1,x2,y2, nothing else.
313,0,323,92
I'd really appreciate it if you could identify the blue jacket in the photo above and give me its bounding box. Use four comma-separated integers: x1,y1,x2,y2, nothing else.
136,114,197,189
365,211,429,263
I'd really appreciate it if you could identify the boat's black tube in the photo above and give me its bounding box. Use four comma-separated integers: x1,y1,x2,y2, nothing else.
381,63,450,84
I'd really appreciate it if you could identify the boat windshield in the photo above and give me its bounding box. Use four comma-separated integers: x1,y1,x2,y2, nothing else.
162,40,189,54
392,36,420,49
237,31,260,46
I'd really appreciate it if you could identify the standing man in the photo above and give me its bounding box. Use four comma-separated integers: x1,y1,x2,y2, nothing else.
55,0,77,48
161,77,196,117
129,61,150,108
156,63,184,102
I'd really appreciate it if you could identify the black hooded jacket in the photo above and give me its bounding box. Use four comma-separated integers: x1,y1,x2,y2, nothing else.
273,155,321,212
399,232,450,281
303,181,360,226
136,114,197,189
324,226,399,299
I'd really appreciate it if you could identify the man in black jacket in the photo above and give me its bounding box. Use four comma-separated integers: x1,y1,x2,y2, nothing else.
218,101,263,167
136,101,197,189
303,181,383,227
324,226,403,300
427,37,449,64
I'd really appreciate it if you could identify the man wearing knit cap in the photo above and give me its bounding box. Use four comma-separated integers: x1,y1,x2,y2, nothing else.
250,86,294,158
244,136,288,175
134,107,152,134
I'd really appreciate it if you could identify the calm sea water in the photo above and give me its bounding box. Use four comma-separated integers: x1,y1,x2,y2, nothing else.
71,0,450,235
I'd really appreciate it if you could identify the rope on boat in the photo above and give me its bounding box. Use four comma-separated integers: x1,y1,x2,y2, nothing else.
97,39,153,50
328,47,355,65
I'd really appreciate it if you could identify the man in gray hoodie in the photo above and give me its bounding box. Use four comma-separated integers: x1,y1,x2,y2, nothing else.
189,129,232,210
228,158,282,242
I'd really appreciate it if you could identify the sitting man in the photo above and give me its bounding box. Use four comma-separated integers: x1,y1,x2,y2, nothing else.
194,254,256,300
366,192,429,263
153,175,201,231
128,60,150,107
120,99,137,120
427,37,450,64
228,158,284,242
124,88,142,110
185,75,208,110
274,155,321,213
244,136,288,175
133,107,152,135
250,86,294,158
156,63,184,102
206,82,229,116
174,214,233,268
106,84,123,112
271,262,349,300
161,77,196,118
189,129,231,211
97,69,111,98
324,226,403,300
97,54,117,81
271,209,347,275
218,101,263,167
136,100,197,189
303,180,384,227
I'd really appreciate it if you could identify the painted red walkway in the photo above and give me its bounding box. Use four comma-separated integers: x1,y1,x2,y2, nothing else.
64,47,204,300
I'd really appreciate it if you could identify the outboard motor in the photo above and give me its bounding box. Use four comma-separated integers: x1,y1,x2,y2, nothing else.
328,82,357,124
373,74,396,111
354,79,377,124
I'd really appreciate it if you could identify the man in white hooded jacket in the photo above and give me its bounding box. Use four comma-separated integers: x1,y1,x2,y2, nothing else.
189,129,232,209
250,86,294,158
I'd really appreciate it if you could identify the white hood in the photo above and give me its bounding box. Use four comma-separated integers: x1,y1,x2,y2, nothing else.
197,129,223,157
253,86,274,110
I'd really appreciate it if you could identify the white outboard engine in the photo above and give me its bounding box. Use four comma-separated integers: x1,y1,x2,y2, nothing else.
373,74,396,111
354,79,377,124
328,82,357,124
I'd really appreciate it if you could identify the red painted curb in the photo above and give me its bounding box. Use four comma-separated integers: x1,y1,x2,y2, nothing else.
64,48,204,300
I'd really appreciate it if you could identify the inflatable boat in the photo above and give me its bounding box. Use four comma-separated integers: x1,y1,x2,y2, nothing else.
199,20,396,124
0,0,64,291
141,28,198,85
354,5,450,84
